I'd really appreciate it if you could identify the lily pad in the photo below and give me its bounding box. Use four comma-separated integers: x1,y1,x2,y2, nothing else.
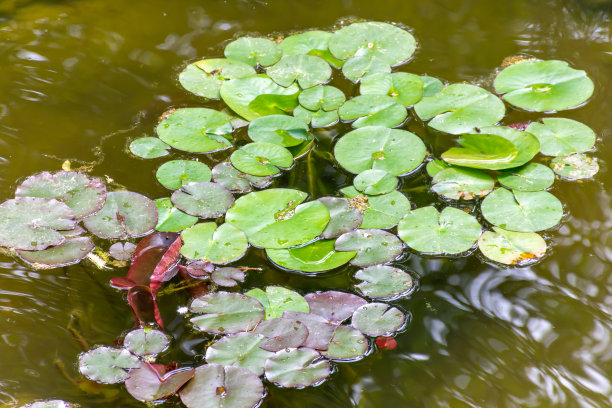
341,56,391,83
298,85,346,111
182,260,215,279
189,292,264,334
224,37,281,67
321,326,368,361
441,133,519,170
245,286,309,320
397,206,481,254
179,58,256,99
109,242,137,261
125,362,195,402
247,115,310,147
206,333,273,376
171,182,234,218
341,187,411,229
267,54,332,89
351,303,406,337
264,348,331,388
17,236,94,267
480,188,563,232
493,59,594,112
525,118,596,156
425,159,451,177
181,223,248,264
123,328,170,356
304,291,367,324
156,160,212,190
497,163,555,191
414,83,505,134
334,127,426,176
354,265,414,299
154,198,198,232
479,125,540,169
179,364,264,408
266,239,356,273
282,311,337,350
230,142,294,176
15,171,106,220
129,137,170,159
225,189,330,249
335,229,403,267
338,95,407,128
254,318,309,352
317,197,362,239
550,153,599,180
156,108,232,153
293,106,339,128
281,30,331,54
211,267,245,287
329,21,416,66
478,227,547,266
431,167,494,200
78,347,139,384
353,169,398,196
211,162,273,193
422,75,444,97
360,72,424,107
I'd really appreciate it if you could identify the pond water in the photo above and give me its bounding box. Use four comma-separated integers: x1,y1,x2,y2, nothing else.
1,0,612,407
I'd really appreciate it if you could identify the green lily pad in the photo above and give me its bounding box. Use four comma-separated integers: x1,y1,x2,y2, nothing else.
156,108,232,153
526,118,596,156
211,162,272,194
334,127,426,176
154,198,198,232
493,59,594,112
245,286,309,320
156,160,212,190
179,364,264,408
15,171,106,220
414,83,505,134
181,223,248,264
421,75,444,97
247,115,310,147
264,348,331,388
125,363,195,403
498,163,555,191
431,167,494,200
478,227,547,266
321,326,368,361
17,237,94,268
224,37,281,67
189,292,264,334
83,191,157,239
293,106,339,128
298,85,346,111
354,265,414,299
109,241,136,261
282,311,337,350
335,229,403,267
353,169,398,196
329,21,416,66
78,347,139,384
129,137,170,159
266,239,356,273
171,182,234,219
281,30,332,55
479,125,540,168
398,206,481,254
267,54,332,89
441,133,519,170
205,333,273,376
317,197,362,239
230,142,294,176
341,187,411,229
123,328,170,356
220,76,300,121
351,303,405,337
338,95,407,128
480,188,563,232
254,318,309,352
211,267,245,287
341,56,391,83
225,189,330,249
304,291,367,324
360,72,424,107
550,153,599,180
179,58,256,99
425,159,452,177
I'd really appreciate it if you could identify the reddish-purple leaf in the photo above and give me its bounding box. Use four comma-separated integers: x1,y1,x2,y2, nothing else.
304,291,367,324
150,235,182,297
126,361,194,402
127,285,163,328
376,336,397,350
179,261,215,278
282,311,337,351
110,277,137,289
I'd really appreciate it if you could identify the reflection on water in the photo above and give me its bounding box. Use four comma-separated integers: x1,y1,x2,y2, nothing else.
1,0,612,407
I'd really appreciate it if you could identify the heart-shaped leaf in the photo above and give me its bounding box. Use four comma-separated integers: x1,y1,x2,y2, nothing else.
224,37,281,67
341,56,391,83
78,347,139,384
189,292,264,334
550,153,599,180
156,160,212,190
171,182,234,218
245,286,309,320
335,229,403,267
282,311,337,350
230,142,294,176
247,115,311,147
254,318,309,352
422,75,444,96
497,163,555,191
360,72,424,107
267,54,332,89
211,267,245,287
478,227,547,266
441,133,519,170
317,197,362,239
154,197,198,232
264,347,331,388
431,167,494,200
354,265,415,299
211,162,272,193
17,236,94,268
353,169,398,196
339,95,407,128
129,137,170,159
298,85,345,111
109,242,137,261
351,303,405,337
293,106,339,128
321,326,369,361
123,328,170,356
266,239,356,273
304,291,367,324
179,58,255,99
181,223,248,264
125,362,194,402
156,108,232,153
341,187,411,229
526,118,596,156
205,333,273,376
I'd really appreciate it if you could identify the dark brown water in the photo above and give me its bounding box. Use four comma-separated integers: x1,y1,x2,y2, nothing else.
1,0,612,407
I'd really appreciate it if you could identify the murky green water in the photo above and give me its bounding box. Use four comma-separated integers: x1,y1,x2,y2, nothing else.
1,0,612,406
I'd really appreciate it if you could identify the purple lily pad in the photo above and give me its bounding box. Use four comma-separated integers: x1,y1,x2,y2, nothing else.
109,242,137,261
317,197,362,239
171,182,234,219
282,311,337,351
181,261,215,278
125,361,194,402
304,291,368,324
254,317,309,352
211,267,245,287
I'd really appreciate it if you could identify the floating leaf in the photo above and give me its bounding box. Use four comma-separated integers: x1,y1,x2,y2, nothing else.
205,333,273,376
360,72,424,107
321,326,368,361
431,167,494,200
59,225,85,238
341,56,391,83
125,362,194,402
480,188,563,232
266,239,356,273
129,137,170,158
181,223,248,264
282,311,337,350
441,133,519,170
351,303,405,337
171,182,234,218
398,206,481,254
353,169,398,196
230,142,294,176
280,31,343,67
478,227,547,266
493,59,594,112
479,125,540,168
225,189,330,249
154,198,198,232
17,236,94,267
179,58,256,99
224,37,282,67
189,292,264,334
156,160,212,190
212,162,272,193
335,229,403,266
179,364,264,408
293,106,339,128
123,328,170,356
15,171,106,220
109,242,137,261
264,348,331,388
211,267,245,287
329,21,416,66
334,127,426,176
341,187,411,229
156,108,232,153
317,197,362,239
267,54,332,89
414,83,505,134
247,115,310,147
304,291,367,324
254,318,309,352
78,347,139,384
550,153,599,180
525,118,596,156
497,163,554,191
245,286,309,320
425,159,451,177
338,95,407,128
181,260,215,279
421,75,444,97
354,265,414,299
298,85,345,111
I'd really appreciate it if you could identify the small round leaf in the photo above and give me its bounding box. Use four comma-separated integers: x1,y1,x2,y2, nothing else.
124,328,170,356
339,95,407,128
129,137,170,159
154,197,198,232
321,326,368,361
354,265,414,299
156,108,232,153
189,292,264,334
181,223,248,264
478,227,547,266
171,182,234,218
266,239,356,273
78,347,139,384
353,169,398,196
230,142,294,176
264,348,331,388
206,333,273,376
224,37,282,67
431,167,494,200
550,153,599,180
497,163,555,191
351,303,405,337
156,160,212,190
335,229,403,267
